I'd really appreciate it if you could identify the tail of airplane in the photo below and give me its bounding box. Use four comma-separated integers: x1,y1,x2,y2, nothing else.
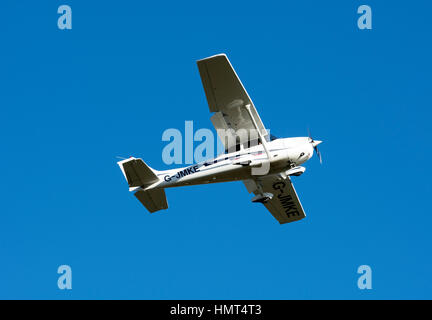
134,188,168,213
117,157,168,213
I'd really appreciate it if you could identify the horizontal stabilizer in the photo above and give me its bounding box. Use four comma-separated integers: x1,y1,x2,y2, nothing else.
118,158,159,188
135,189,168,213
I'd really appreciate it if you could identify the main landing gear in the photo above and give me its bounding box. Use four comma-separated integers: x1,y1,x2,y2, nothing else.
251,192,273,204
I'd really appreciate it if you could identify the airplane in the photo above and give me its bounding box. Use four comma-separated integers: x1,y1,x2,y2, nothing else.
118,54,322,224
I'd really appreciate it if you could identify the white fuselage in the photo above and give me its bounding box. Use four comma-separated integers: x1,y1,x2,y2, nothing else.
148,137,315,190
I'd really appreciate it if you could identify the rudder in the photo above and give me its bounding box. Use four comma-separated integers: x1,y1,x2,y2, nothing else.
118,157,159,188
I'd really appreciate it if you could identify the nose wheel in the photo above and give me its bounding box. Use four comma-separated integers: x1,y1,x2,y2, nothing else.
288,161,297,169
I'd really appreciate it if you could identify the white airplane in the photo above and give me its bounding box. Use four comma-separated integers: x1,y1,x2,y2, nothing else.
118,54,322,224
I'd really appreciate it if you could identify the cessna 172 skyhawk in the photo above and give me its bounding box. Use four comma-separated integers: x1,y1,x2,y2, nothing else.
118,54,322,224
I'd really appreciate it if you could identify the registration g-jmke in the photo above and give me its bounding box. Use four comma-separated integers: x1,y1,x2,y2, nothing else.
118,54,323,224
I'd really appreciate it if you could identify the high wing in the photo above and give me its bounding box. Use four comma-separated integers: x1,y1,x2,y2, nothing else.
197,54,269,151
244,175,306,224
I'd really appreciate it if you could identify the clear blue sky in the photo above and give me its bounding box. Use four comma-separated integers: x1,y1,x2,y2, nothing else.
1,1,431,299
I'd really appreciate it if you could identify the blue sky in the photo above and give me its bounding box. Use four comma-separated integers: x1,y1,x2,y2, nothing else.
1,1,431,299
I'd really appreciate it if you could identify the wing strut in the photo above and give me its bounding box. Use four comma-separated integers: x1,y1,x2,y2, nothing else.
244,104,272,160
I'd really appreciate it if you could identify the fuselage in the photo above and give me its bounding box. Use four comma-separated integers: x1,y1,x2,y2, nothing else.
148,137,315,190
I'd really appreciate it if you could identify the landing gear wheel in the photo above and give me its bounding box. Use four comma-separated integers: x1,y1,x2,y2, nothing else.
251,192,274,204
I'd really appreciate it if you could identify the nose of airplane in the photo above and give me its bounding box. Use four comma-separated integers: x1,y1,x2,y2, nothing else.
311,140,322,148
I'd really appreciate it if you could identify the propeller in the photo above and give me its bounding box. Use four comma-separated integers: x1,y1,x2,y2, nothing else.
308,129,323,164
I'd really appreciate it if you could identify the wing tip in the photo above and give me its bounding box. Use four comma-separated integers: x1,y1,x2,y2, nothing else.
197,53,227,63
